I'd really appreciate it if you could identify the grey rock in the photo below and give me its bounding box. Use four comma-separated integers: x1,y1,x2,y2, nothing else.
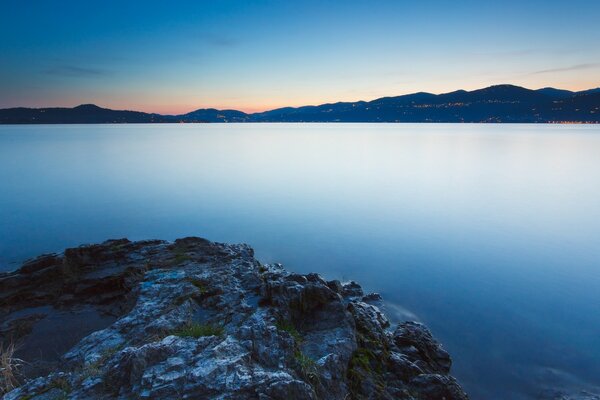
1,237,468,399
394,321,452,374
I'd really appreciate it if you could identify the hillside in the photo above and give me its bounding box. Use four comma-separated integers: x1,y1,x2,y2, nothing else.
2,85,599,124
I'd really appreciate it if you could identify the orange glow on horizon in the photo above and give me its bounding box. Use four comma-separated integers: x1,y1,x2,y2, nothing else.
7,80,599,115
121,80,600,115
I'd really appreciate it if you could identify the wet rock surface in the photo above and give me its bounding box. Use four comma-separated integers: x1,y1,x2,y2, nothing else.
1,237,468,399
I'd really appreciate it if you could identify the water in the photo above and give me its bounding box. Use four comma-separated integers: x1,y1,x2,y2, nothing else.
1,123,599,399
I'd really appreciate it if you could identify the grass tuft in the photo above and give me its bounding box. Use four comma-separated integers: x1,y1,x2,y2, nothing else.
350,348,372,371
79,344,123,381
172,323,224,338
294,350,319,385
275,320,303,343
171,248,191,265
0,341,23,396
49,376,71,393
189,279,207,294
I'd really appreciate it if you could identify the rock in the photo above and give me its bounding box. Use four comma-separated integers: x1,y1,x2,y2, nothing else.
1,237,468,399
393,321,452,374
409,374,467,400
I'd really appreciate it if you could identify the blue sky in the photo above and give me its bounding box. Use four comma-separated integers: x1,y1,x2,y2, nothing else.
1,0,599,113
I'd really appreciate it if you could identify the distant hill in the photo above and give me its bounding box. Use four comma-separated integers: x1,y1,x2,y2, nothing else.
535,87,575,99
246,85,599,123
1,85,599,123
0,104,174,124
576,87,600,96
178,108,251,122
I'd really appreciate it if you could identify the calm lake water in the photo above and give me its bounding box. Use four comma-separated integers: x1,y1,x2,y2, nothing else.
1,123,599,399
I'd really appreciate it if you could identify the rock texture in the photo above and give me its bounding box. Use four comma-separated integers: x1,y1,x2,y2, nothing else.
1,237,468,399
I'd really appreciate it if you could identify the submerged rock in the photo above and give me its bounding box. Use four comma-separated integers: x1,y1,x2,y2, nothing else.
0,237,468,399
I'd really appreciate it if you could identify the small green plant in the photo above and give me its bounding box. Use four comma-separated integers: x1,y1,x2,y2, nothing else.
258,265,267,273
80,362,102,380
350,348,372,371
79,344,123,380
48,376,71,394
294,351,319,384
173,323,224,338
190,279,207,294
347,347,387,395
275,320,303,342
109,241,129,252
171,248,191,265
100,344,123,359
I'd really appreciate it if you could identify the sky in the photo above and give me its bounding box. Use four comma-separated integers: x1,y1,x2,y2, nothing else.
1,0,599,114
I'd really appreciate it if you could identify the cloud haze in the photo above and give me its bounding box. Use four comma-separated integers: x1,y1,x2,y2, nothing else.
43,65,111,77
530,63,600,75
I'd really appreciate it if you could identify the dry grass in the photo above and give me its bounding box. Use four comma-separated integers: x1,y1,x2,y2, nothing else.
0,341,23,395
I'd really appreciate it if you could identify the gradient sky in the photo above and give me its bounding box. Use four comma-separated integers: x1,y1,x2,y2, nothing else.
1,0,599,114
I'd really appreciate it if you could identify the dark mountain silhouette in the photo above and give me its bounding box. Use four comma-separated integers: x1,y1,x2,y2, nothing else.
539,92,600,122
242,84,598,123
535,87,575,99
177,108,251,122
576,87,600,96
0,104,173,124
1,85,599,123
180,84,599,123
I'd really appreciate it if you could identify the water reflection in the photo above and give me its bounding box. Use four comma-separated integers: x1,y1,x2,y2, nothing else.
1,123,599,399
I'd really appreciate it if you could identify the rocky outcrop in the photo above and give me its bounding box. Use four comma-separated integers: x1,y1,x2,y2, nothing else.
0,237,468,399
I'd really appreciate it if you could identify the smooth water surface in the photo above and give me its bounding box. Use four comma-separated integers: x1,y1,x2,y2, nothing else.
1,124,599,399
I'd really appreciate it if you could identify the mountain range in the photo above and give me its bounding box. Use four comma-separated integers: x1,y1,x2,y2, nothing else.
1,84,599,124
